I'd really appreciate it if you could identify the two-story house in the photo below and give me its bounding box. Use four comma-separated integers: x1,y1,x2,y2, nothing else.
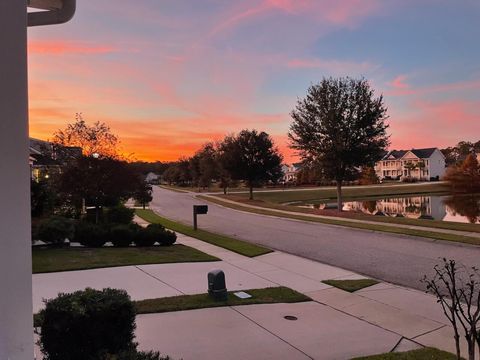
375,148,446,181
281,163,302,183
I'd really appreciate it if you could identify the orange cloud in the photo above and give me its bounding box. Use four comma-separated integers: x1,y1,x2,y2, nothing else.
28,40,118,55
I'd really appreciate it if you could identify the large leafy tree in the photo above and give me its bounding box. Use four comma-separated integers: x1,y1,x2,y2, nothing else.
289,77,389,211
188,143,218,190
53,113,119,158
58,156,139,222
219,130,283,200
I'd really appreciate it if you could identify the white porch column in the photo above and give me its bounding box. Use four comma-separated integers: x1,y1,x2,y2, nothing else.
0,1,34,359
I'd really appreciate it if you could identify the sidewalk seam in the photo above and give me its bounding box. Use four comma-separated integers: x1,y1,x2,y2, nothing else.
134,266,186,295
411,324,447,340
230,306,314,360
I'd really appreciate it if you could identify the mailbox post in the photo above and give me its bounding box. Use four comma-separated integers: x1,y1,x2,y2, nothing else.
193,205,208,230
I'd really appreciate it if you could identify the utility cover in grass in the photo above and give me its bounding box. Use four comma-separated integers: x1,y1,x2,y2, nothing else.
322,279,379,293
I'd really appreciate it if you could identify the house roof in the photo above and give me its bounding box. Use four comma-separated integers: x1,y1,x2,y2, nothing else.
384,150,407,160
410,148,437,158
382,148,438,160
30,153,61,166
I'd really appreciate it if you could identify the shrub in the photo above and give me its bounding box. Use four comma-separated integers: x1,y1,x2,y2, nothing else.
145,224,176,246
129,223,143,233
132,225,177,247
133,228,157,247
106,205,135,225
75,222,108,248
37,216,74,245
39,288,136,360
401,176,418,183
159,230,177,246
146,223,165,232
110,225,134,247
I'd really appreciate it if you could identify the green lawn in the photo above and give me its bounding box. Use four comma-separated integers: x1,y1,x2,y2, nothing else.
352,348,458,360
323,279,379,292
34,287,310,327
32,245,219,274
135,286,310,314
135,209,272,257
223,183,449,203
201,196,480,246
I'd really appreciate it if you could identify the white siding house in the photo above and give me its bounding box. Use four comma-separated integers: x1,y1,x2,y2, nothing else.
375,148,446,181
281,163,301,183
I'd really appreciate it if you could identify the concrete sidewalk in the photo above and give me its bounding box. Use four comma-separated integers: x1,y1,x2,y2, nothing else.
175,234,467,356
33,232,467,359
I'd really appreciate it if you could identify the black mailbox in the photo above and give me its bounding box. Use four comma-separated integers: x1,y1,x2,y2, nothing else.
193,205,208,230
208,269,227,301
194,205,208,215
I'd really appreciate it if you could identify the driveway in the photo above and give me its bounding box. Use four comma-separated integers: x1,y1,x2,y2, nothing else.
150,186,480,290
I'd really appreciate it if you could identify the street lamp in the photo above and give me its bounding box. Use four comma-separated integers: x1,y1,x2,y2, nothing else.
28,0,76,27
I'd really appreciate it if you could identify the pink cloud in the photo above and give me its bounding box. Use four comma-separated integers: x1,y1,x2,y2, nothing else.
266,0,382,25
389,99,480,149
389,75,409,89
209,3,269,37
324,0,381,25
28,40,118,55
266,0,312,13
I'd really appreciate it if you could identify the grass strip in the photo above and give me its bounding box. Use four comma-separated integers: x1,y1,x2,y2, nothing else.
32,245,219,274
158,185,191,193
351,347,459,360
201,196,480,246
322,279,379,292
34,287,310,327
134,287,310,314
224,183,450,204
135,209,272,257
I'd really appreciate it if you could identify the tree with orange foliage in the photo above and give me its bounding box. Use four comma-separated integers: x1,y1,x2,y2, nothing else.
444,154,480,193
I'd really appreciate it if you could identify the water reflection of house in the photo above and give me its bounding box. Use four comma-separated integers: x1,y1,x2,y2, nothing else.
344,196,446,220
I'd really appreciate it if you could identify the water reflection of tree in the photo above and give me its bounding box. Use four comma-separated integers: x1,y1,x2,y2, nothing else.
362,200,377,213
405,204,426,214
443,195,480,223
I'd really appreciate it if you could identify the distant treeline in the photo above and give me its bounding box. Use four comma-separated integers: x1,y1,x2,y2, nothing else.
442,140,480,165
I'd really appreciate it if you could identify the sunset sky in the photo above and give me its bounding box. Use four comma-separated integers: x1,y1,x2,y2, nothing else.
28,0,480,162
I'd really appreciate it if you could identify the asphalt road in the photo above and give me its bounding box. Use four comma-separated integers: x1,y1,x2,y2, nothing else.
150,187,480,291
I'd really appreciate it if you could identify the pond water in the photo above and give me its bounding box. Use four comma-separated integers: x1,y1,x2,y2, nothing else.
291,194,480,224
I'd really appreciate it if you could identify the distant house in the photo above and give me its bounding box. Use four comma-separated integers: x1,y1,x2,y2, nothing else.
145,172,160,184
281,163,301,183
375,148,446,181
29,138,82,181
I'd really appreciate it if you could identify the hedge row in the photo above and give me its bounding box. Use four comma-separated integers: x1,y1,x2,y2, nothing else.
37,217,176,248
